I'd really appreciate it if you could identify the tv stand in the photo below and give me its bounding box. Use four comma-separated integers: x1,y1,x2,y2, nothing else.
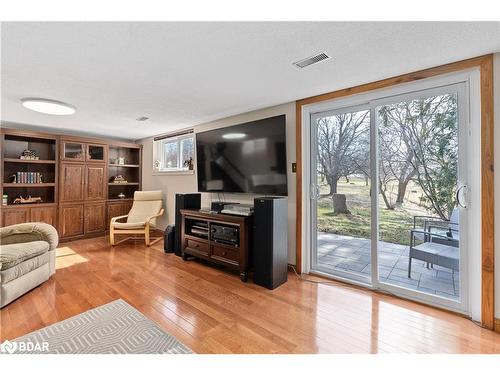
180,209,253,282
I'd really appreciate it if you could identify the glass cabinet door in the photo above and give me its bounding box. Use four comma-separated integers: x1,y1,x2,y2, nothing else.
87,144,105,161
62,142,85,160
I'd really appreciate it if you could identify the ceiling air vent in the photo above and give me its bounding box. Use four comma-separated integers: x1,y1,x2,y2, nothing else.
293,52,330,69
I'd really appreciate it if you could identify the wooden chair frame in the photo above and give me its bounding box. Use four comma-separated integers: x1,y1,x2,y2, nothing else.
110,208,164,246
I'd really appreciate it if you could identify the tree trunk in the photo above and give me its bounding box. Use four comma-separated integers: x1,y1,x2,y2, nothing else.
395,180,409,204
379,181,394,210
332,193,350,214
327,177,338,195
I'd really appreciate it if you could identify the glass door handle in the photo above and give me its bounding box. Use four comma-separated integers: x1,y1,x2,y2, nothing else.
310,184,320,200
456,185,467,208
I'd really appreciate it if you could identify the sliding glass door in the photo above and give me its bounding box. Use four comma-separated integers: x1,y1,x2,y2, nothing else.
310,82,468,311
311,106,372,284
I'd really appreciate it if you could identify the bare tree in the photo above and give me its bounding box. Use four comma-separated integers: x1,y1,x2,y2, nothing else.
378,104,419,206
379,94,458,219
316,111,369,195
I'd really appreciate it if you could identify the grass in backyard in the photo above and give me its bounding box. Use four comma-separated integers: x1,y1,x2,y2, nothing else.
317,198,415,245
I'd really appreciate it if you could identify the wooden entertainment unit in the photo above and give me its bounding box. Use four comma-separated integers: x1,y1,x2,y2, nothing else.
180,209,253,281
1,128,142,240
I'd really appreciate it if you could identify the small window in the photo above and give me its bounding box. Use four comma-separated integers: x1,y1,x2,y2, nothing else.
153,131,195,172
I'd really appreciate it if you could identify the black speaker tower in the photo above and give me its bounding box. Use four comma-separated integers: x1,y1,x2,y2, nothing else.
253,197,288,289
175,193,201,256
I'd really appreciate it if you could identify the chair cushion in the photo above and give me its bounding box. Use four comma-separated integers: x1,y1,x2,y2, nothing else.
127,200,162,227
0,251,49,284
133,191,162,201
0,240,49,271
112,221,146,229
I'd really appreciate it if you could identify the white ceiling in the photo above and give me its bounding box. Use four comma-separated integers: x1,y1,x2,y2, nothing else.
2,22,499,140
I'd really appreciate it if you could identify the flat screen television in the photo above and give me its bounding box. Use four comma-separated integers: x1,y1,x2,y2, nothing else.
196,114,287,195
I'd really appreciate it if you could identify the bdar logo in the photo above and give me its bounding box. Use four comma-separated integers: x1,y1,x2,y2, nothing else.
0,340,18,354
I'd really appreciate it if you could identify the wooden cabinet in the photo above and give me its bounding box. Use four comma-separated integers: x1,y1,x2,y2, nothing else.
86,144,106,162
1,207,30,226
185,237,210,257
60,141,106,163
1,205,58,227
60,202,106,238
30,206,57,226
84,202,106,234
1,129,141,242
60,163,85,202
85,165,106,200
106,199,133,229
59,204,84,238
58,140,107,239
212,243,239,264
180,210,252,282
61,141,86,161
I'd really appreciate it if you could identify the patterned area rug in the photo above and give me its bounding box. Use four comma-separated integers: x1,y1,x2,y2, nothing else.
9,299,193,354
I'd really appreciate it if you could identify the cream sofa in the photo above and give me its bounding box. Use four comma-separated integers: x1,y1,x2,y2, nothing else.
0,222,58,308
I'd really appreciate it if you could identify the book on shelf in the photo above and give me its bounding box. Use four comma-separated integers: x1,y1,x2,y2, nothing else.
14,172,43,184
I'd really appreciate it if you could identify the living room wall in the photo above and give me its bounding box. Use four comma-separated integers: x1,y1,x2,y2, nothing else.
137,102,297,265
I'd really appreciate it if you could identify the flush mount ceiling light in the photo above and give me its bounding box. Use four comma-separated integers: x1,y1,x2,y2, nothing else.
21,98,76,115
222,133,246,139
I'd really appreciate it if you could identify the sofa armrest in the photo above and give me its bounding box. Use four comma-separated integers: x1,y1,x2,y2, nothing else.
0,222,59,251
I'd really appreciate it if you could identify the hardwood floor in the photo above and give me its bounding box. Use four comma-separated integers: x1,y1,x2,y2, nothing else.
1,236,499,353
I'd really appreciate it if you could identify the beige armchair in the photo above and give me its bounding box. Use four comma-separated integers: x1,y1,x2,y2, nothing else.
110,190,164,246
0,222,58,308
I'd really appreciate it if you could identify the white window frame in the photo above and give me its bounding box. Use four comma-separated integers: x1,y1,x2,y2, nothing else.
153,132,195,175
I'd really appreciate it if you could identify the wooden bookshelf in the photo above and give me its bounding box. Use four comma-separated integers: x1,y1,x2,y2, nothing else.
4,158,56,164
1,129,59,227
1,129,142,233
107,143,142,201
108,182,140,186
108,163,140,168
3,183,56,187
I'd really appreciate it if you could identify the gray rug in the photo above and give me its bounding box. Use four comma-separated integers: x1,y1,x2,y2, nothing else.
8,299,193,354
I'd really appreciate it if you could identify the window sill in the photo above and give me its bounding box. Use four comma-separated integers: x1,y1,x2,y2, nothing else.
152,170,195,176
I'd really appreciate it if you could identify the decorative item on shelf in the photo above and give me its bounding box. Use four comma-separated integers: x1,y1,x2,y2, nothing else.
9,174,17,183
184,157,194,170
13,195,43,204
20,149,39,160
118,192,126,199
112,174,128,184
117,157,125,165
2,194,8,206
153,160,161,171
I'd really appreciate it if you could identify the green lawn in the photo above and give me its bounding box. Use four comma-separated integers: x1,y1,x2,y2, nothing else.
316,178,429,246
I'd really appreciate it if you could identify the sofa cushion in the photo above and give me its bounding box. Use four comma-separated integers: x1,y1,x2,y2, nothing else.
0,241,49,271
1,251,49,284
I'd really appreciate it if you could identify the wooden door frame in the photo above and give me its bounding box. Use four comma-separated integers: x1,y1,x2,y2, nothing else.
295,54,495,329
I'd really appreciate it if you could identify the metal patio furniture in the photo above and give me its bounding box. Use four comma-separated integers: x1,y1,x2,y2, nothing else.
408,229,459,280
